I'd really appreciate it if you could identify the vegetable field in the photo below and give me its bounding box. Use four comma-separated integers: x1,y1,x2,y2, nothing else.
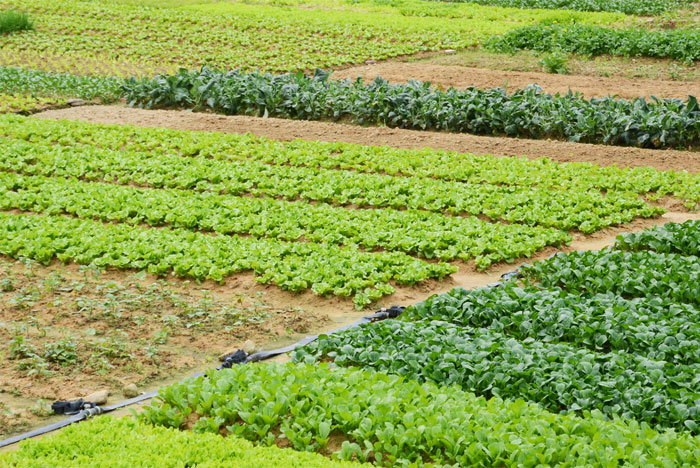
1,0,700,463
2,114,697,308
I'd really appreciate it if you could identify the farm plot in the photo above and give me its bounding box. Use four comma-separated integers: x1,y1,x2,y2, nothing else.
1,114,697,308
294,220,700,434
0,0,621,76
127,361,700,467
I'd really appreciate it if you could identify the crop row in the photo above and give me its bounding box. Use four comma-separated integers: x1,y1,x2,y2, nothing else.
295,221,700,431
0,135,661,233
487,24,700,63
138,362,700,467
0,66,121,101
123,67,700,149
0,212,455,307
0,172,570,267
4,115,698,208
294,318,700,433
438,0,688,15
407,282,700,364
522,249,700,305
0,93,66,114
0,0,618,76
615,219,700,256
0,416,368,468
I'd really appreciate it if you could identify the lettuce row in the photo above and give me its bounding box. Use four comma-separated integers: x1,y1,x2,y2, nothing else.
0,172,570,268
487,24,700,64
0,212,455,308
0,416,369,468
0,135,663,234
3,115,698,208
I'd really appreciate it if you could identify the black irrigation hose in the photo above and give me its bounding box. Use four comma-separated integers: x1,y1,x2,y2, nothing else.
0,257,546,449
0,305,407,448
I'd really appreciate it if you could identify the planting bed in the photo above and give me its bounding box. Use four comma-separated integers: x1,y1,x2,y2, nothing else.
1,0,700,464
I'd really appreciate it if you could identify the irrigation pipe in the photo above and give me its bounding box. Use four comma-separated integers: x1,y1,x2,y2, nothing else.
0,258,541,449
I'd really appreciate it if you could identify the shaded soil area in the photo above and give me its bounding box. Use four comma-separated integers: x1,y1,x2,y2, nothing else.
36,106,700,173
332,62,700,99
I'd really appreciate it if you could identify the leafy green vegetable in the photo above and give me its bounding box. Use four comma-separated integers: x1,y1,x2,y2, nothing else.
295,318,700,432
122,67,700,149
407,282,700,364
615,219,700,256
522,249,700,305
0,212,455,308
0,172,571,266
435,0,689,14
141,362,700,466
487,24,700,64
0,416,370,468
0,66,122,101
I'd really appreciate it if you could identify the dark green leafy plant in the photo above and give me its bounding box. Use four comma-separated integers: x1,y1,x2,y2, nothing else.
614,219,700,256
407,282,700,364
295,319,700,433
522,249,700,305
122,67,700,149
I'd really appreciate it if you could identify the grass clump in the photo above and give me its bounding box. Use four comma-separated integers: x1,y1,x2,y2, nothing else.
0,10,33,34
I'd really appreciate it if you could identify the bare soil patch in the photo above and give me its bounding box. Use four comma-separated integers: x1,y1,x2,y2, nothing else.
36,106,700,173
332,62,700,100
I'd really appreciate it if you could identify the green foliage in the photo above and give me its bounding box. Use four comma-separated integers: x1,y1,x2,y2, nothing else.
614,219,700,256
0,416,369,468
0,119,665,233
522,249,700,305
295,318,700,432
0,9,32,34
434,0,688,14
0,93,66,114
0,67,122,101
0,0,620,76
0,172,571,267
5,114,698,209
297,222,700,432
407,282,700,364
141,362,700,466
538,50,569,74
487,24,700,64
123,67,700,149
0,212,454,308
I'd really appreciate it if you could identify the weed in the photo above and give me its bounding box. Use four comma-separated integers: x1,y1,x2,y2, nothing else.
539,50,569,74
0,10,33,34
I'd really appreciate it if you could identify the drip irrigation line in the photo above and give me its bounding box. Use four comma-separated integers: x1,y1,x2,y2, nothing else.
0,259,539,449
0,305,406,449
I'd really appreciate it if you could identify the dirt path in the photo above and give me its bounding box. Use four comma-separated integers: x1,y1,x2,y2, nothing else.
332,63,700,100
36,106,700,173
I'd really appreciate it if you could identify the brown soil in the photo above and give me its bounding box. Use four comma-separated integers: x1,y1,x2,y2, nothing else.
35,106,700,173
332,62,700,100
